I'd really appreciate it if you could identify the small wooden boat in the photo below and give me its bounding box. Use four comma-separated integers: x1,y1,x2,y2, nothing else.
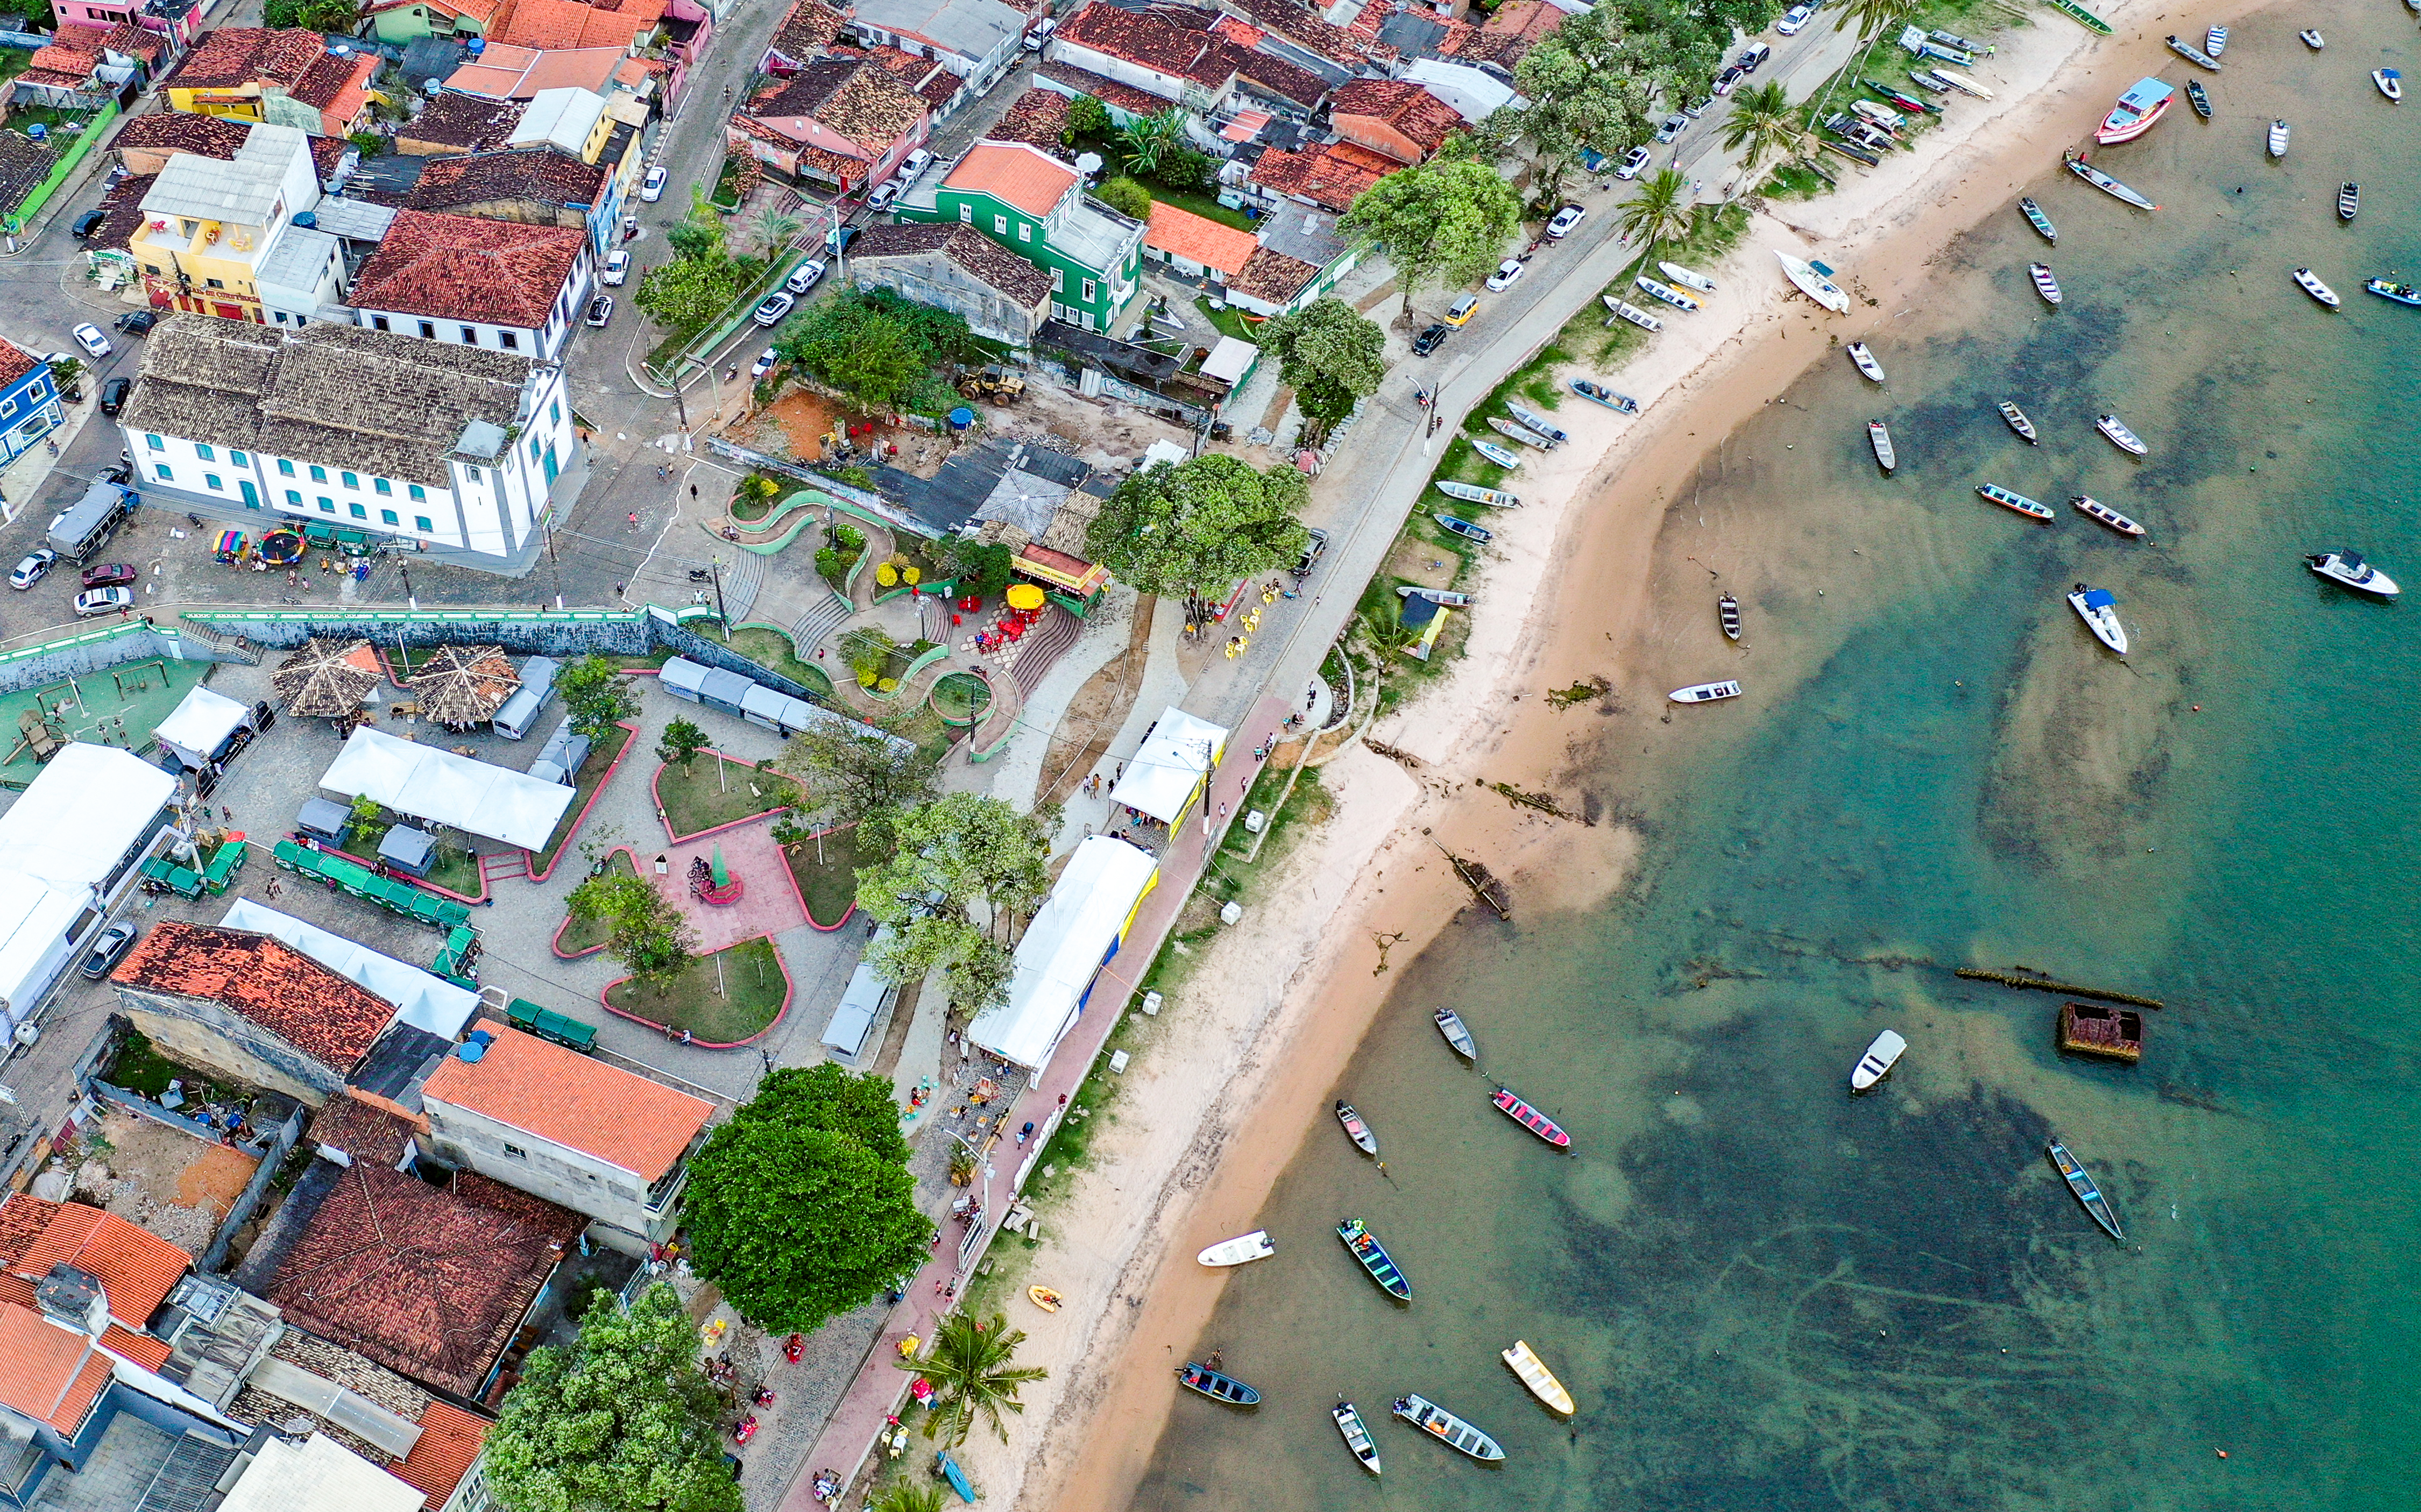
1603,294,1664,331
1438,480,1518,508
1977,483,2055,521
1718,592,1742,641
2019,197,2057,243
2057,1002,2143,1063
1634,275,1702,312
1491,1086,1571,1148
1391,1395,1503,1461
2071,495,2145,537
1198,1230,1276,1267
2374,68,2403,104
1435,514,1492,543
2338,182,2359,221
1868,420,1897,471
2065,153,2159,210
2266,118,2289,158
2046,1140,2125,1241
2204,24,2227,58
2363,278,2421,307
1846,341,1886,381
1334,1099,1379,1156
1485,416,1556,451
1907,68,1950,94
2164,34,2222,71
2305,550,2401,598
1824,138,1882,168
1503,401,1567,444
2029,262,2063,306
2068,583,2129,654
1177,1362,1262,1407
2298,28,2323,49
1861,80,1938,114
1658,260,1717,293
2293,267,2342,309
1337,1218,1411,1300
1027,1285,1063,1312
1434,1006,1477,1059
1930,68,1992,100
1776,251,1851,313
2094,413,2147,456
1850,1028,1906,1092
1669,680,1743,704
1997,400,2040,443
1332,1402,1382,1474
1501,1341,1575,1415
1470,436,1524,470
2044,0,2111,34
1398,585,1473,607
2186,79,2211,118
1850,98,1906,133
1571,379,1639,414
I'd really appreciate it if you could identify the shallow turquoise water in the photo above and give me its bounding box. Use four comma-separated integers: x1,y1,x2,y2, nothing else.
1128,11,2420,1510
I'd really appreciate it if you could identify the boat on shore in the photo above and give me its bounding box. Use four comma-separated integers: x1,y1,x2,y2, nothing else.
2047,1140,2126,1241
2375,68,2403,103
1997,400,2040,443
1198,1231,1277,1267
1658,260,1718,293
2045,0,2111,35
1391,1395,1504,1461
1825,137,1883,168
2029,262,2063,306
1177,1362,1262,1407
1906,69,1949,95
2267,118,2290,158
1634,275,1702,312
2058,1002,2144,1063
1571,379,1639,413
1338,1218,1412,1300
1603,294,1664,331
2071,495,2145,537
2165,33,2222,70
1868,420,1897,471
2293,267,2342,309
1028,1285,1061,1311
1502,1341,1575,1415
2019,197,2057,242
1398,586,1473,607
2095,413,2147,456
1931,68,1992,99
1435,514,1492,543
2363,278,2421,306
2068,584,2129,654
1437,480,1518,508
1469,436,1524,470
2096,77,2175,143
2065,152,2160,209
1670,680,1743,704
1850,98,1906,133
1434,1006,1477,1058
2204,24,2228,58
1847,341,1886,381
2298,27,2323,49
1862,79,1939,114
1332,1402,1382,1474
1334,1099,1378,1156
1850,1028,1907,1092
2186,79,2212,118
1719,592,1742,641
2305,550,2400,598
1503,401,1566,444
1978,483,2055,520
1485,416,1556,451
2338,182,2359,221
1776,251,1852,313
1491,1085,1572,1148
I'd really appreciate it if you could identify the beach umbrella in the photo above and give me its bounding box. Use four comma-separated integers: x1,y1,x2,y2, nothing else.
1004,584,1045,612
271,637,385,719
407,643,519,729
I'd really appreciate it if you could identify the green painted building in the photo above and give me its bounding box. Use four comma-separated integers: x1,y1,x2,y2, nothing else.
364,0,493,46
893,140,1145,333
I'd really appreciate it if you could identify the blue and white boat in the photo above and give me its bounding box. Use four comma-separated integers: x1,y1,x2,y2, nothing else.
2067,583,2129,654
2047,1140,2125,1240
1571,379,1639,414
2096,77,2174,143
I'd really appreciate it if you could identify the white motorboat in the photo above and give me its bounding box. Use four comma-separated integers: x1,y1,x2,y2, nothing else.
2068,584,2130,654
2293,267,2342,309
1398,586,1473,607
1850,1029,1906,1093
1332,1402,1382,1475
1198,1231,1277,1267
2029,262,2063,306
2267,118,2290,158
2094,413,2148,456
1868,420,1896,471
1503,401,1567,444
1847,342,1886,381
2071,495,2146,537
1603,294,1664,331
1669,680,1743,704
2298,28,2323,49
2305,550,2400,598
1501,1341,1576,1415
1634,275,1702,312
1470,436,1524,470
1776,251,1852,313
2375,68,2403,104
1436,480,1518,508
1659,261,1718,294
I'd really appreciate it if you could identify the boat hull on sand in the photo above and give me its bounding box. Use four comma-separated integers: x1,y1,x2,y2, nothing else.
1978,483,2055,520
1503,1341,1576,1415
1776,251,1852,313
1670,680,1743,703
1435,1006,1478,1058
2065,153,2159,209
1339,1219,1412,1300
1199,1231,1276,1266
2375,69,2403,103
1469,437,1524,470
1333,1403,1382,1474
2071,495,2145,536
2068,584,2129,654
1177,1364,1262,1407
1503,401,1567,443
2267,119,2290,158
1847,342,1886,381
1603,294,1664,331
1868,420,1898,471
1719,592,1742,641
2187,79,2212,117
1485,416,1557,450
1634,275,1702,311
1028,1285,1061,1311
1437,480,1518,508
1851,1028,1907,1092
1658,260,1718,293
2165,34,2221,70
2048,1140,2126,1240
1571,379,1639,413
1435,514,1492,543
1392,1395,1504,1461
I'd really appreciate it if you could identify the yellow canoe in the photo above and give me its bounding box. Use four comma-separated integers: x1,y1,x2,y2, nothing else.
1501,1339,1574,1415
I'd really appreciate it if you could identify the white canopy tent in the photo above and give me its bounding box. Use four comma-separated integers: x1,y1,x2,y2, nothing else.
153,685,251,770
967,836,1158,1071
222,898,478,1040
0,744,176,1030
319,726,574,852
1109,707,1228,826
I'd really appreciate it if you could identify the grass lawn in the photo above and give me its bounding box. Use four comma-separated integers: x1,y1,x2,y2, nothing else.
781,824,867,927
702,623,824,689
554,849,636,956
929,670,992,726
422,841,485,899
1194,296,1255,344
530,722,636,876
656,757,801,839
607,937,787,1042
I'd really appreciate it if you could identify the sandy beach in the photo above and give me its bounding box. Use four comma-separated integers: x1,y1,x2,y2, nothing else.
937,1,2311,1504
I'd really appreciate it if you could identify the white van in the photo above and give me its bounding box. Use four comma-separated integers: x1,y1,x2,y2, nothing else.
492,655,560,740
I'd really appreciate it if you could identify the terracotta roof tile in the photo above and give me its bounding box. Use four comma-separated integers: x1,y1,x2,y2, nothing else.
423,1024,711,1181
917,70,961,109
349,209,586,330
1054,3,1217,79
112,921,394,1074
116,110,254,161
990,88,1068,154
0,1310,108,1435
1032,60,1167,119
399,93,528,152
765,0,847,66
946,140,1075,218
393,1402,489,1510
850,221,1053,308
405,146,607,213
292,49,381,125
1222,0,1390,67
0,1196,193,1328
165,26,325,91
1247,139,1393,211
102,1323,173,1369
26,42,98,77
0,336,38,389
1144,200,1257,275
746,56,928,157
103,23,166,60
1328,79,1462,158
496,0,667,50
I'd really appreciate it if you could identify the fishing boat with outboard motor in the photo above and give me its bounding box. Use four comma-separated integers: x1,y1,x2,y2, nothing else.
1177,1362,1262,1407
2339,182,2359,221
1334,1100,1379,1156
2019,196,2057,242
1435,514,1492,543
2071,495,2145,537
1850,1029,1906,1092
2068,583,2129,654
2375,68,2403,103
1658,260,1718,293
2305,550,2401,598
1434,1006,1477,1059
1571,379,1639,413
1847,342,1886,381
1775,251,1852,313
2363,278,2421,306
1719,592,1742,641
1603,294,1663,331
2065,152,2160,209
2029,262,2063,306
2096,413,2148,456
2294,267,2342,309
1978,483,2056,521
1338,1218,1412,1300
2047,1140,2126,1241
1392,1395,1504,1461
1997,400,2040,443
1437,480,1518,508
1469,436,1523,470
2165,33,2221,70
1634,274,1702,312
1670,680,1744,704
1491,1086,1573,1148
2204,24,2228,58
2097,76,2175,143
1198,1230,1276,1267
2268,118,2290,158
1868,420,1897,471
2186,78,2212,117
1502,1341,1576,1415
1503,401,1567,444
1332,1402,1382,1475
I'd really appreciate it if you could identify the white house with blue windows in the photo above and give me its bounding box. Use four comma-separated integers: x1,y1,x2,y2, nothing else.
114,315,582,576
0,337,66,485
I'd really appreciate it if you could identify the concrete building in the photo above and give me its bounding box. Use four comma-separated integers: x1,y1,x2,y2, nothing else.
894,140,1144,332
128,122,346,327
727,54,931,195
0,337,66,466
843,221,1053,346
347,209,591,363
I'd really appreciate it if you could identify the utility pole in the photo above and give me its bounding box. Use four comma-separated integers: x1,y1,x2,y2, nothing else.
709,557,728,624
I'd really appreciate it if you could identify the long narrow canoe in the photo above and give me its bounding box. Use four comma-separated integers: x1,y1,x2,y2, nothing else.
1634,275,1702,311
1338,1218,1412,1300
1977,483,2055,521
2064,153,2159,210
1392,1395,1504,1461
2164,33,2222,70
1503,401,1567,443
2047,0,2112,33
1502,1340,1575,1415
1438,480,1519,508
2047,1140,2125,1240
1485,416,1557,451
1603,294,1664,331
2019,197,2057,243
1492,1086,1573,1148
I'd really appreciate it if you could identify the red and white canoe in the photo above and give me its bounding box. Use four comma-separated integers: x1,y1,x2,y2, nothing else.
1491,1087,1572,1148
2096,77,2174,144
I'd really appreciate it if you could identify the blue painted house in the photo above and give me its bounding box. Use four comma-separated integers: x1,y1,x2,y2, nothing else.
0,338,66,472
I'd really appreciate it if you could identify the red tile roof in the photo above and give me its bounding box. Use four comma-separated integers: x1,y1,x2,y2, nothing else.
0,1310,109,1435
102,1323,173,1370
946,140,1075,218
1144,200,1257,275
765,0,847,67
0,1196,194,1328
843,221,1054,309
747,56,929,157
398,93,528,152
0,336,38,389
1222,0,1394,68
495,0,668,50
991,88,1069,154
392,1402,489,1511
114,110,254,161
423,1024,712,1181
292,48,381,129
1227,243,1320,306
1247,139,1394,212
112,921,394,1075
103,23,166,60
406,146,608,214
349,209,586,330
164,26,325,91
1328,79,1463,158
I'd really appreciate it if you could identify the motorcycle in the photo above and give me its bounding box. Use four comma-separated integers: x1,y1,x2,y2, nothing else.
731,1415,758,1445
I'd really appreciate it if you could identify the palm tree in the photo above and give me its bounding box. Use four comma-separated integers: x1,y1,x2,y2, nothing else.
1832,0,1922,42
870,1482,946,1512
1611,169,1698,260
1118,108,1186,176
908,1312,1046,1447
1360,609,1421,663
1720,81,1811,181
751,209,803,251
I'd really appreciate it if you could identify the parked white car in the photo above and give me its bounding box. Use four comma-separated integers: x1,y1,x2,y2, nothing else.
1777,4,1815,34
640,166,668,202
71,323,110,359
867,180,902,212
1615,145,1653,180
784,258,829,295
1545,203,1587,239
1484,258,1525,292
602,249,632,286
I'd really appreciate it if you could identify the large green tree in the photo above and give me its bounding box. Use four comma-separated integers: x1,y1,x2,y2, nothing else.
683,1065,929,1332
776,290,973,412
634,254,752,333
484,1282,741,1512
1084,453,1311,600
557,654,638,743
1339,159,1521,322
565,870,695,989
856,794,1051,1011
780,710,940,854
1256,298,1384,441
904,1311,1047,1447
1720,80,1814,182
1484,3,1655,209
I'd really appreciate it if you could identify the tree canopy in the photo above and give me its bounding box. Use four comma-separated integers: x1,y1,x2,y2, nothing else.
776,290,973,413
484,1282,741,1512
1339,160,1521,321
1484,4,1656,208
1084,453,1311,600
565,870,695,988
557,655,637,744
781,711,939,853
1257,299,1384,436
855,794,1052,1011
682,1065,929,1333
903,1311,1047,1447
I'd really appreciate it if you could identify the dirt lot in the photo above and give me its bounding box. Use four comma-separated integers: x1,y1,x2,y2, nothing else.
731,388,841,463
80,1109,259,1254
975,377,1195,470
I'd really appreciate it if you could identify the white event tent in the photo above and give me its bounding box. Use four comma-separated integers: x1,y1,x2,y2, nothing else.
221,898,478,1040
0,743,176,1030
1108,707,1228,826
967,836,1159,1072
152,685,252,770
319,726,574,852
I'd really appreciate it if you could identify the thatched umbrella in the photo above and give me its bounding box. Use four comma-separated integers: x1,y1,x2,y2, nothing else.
272,638,384,719
408,644,519,730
